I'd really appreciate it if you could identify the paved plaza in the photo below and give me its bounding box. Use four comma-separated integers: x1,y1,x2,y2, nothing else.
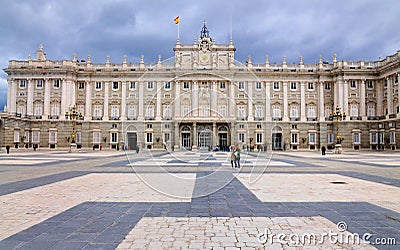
0,149,399,249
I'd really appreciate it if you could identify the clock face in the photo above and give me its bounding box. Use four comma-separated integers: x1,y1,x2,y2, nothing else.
200,53,210,63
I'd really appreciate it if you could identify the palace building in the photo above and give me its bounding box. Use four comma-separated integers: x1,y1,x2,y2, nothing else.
1,24,399,151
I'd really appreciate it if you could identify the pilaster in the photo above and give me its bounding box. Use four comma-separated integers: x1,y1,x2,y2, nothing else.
360,80,366,120
103,81,109,120
318,81,325,121
300,82,306,121
283,82,289,121
247,81,254,121
265,81,271,121
156,81,162,121
26,79,33,116
85,81,92,121
44,79,50,118
138,81,144,120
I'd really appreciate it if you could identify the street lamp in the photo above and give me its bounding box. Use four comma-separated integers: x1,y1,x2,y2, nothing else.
329,105,346,154
65,104,83,151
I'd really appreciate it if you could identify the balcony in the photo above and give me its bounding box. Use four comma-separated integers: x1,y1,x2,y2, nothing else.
127,117,137,120
254,117,264,121
307,117,317,121
16,113,22,117
49,115,59,119
163,116,172,120
92,116,103,120
145,117,155,120
272,117,282,121
290,117,299,121
237,117,247,121
388,114,397,119
110,116,120,121
367,116,378,120
35,115,42,119
350,116,361,120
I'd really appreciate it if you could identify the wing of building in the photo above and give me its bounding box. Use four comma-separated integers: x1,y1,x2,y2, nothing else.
1,23,399,151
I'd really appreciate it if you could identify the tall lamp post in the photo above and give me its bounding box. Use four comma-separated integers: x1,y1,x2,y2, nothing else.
329,105,346,154
65,104,83,152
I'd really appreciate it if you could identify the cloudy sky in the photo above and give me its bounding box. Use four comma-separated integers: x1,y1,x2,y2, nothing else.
0,0,399,109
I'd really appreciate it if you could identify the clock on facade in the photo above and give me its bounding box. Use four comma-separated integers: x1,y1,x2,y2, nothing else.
200,53,210,63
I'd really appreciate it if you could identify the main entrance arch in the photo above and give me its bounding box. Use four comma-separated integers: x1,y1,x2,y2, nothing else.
272,126,283,150
198,125,212,150
181,126,191,149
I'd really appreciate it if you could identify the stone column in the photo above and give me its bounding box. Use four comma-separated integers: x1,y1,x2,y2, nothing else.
376,79,383,116
283,82,289,121
174,81,181,118
85,81,92,120
138,81,144,120
360,80,366,120
211,81,217,117
300,82,306,121
61,79,67,120
103,81,109,120
192,123,197,150
229,81,235,118
8,79,16,114
156,81,162,121
71,80,76,107
26,79,33,116
212,122,217,147
334,80,339,109
319,81,325,122
43,79,50,119
247,81,254,121
338,79,344,110
343,80,349,119
387,77,393,115
121,81,126,121
192,81,198,117
265,81,271,121
174,122,179,149
6,79,11,113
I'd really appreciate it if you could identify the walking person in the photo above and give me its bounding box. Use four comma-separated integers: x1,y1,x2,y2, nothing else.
230,146,237,168
235,146,241,168
321,145,326,156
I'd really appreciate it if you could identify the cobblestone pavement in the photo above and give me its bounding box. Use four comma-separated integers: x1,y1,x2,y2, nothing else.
0,149,399,249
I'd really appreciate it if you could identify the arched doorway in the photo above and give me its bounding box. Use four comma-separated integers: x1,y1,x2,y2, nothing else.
198,125,212,150
126,125,138,150
218,125,229,151
181,126,191,149
272,126,283,150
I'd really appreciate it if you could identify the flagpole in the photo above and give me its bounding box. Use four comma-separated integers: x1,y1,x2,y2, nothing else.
178,22,180,40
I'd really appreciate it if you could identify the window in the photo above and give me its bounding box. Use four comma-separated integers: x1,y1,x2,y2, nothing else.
256,124,262,129
78,82,85,89
370,132,377,144
145,106,154,118
163,106,171,119
307,106,316,118
95,82,102,90
390,131,396,144
19,80,26,88
238,82,245,90
367,104,375,117
238,133,245,143
220,82,226,89
32,131,40,143
239,124,244,129
353,132,360,144
238,106,246,119
273,82,280,90
164,133,170,142
14,130,20,143
111,132,118,143
256,82,262,89
350,104,358,117
256,133,263,144
113,81,119,90
146,133,153,143
147,82,153,89
325,82,331,90
111,105,119,118
219,105,227,117
76,132,82,144
165,82,171,89
272,105,281,118
129,82,136,90
325,106,332,118
367,81,373,89
183,82,190,89
183,106,190,116
291,133,298,144
53,79,60,88
255,106,263,119
327,133,334,144
201,81,208,86
147,124,153,129
309,133,316,144
350,80,357,88
164,124,170,129
36,80,43,88
93,105,102,118
34,103,42,116
51,103,59,116
77,105,84,115
290,82,297,90
93,132,100,143
128,105,136,119
308,82,314,90
111,124,118,129
395,75,398,83
200,105,210,117
290,105,299,119
49,131,57,143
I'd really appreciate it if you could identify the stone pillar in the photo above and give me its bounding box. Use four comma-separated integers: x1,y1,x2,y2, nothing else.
61,79,67,120
8,79,16,114
338,79,344,110
192,81,198,117
174,122,179,149
121,81,126,121
300,82,306,121
360,80,366,120
192,123,197,150
247,81,254,121
44,79,50,118
230,121,235,146
229,81,235,118
387,77,393,115
156,81,162,121
334,80,339,109
6,79,11,113
212,122,217,147
319,81,325,122
283,82,289,121
138,81,144,120
85,81,92,121
343,80,349,119
265,81,271,121
376,79,383,116
174,81,181,118
103,81,109,120
211,81,217,117
26,79,33,116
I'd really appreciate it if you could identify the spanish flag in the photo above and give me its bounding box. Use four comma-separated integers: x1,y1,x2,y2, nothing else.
174,16,180,24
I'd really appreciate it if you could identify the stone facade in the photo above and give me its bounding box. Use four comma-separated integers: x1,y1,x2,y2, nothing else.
1,24,399,151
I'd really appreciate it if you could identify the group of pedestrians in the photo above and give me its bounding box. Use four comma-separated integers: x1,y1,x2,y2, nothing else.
230,145,241,168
